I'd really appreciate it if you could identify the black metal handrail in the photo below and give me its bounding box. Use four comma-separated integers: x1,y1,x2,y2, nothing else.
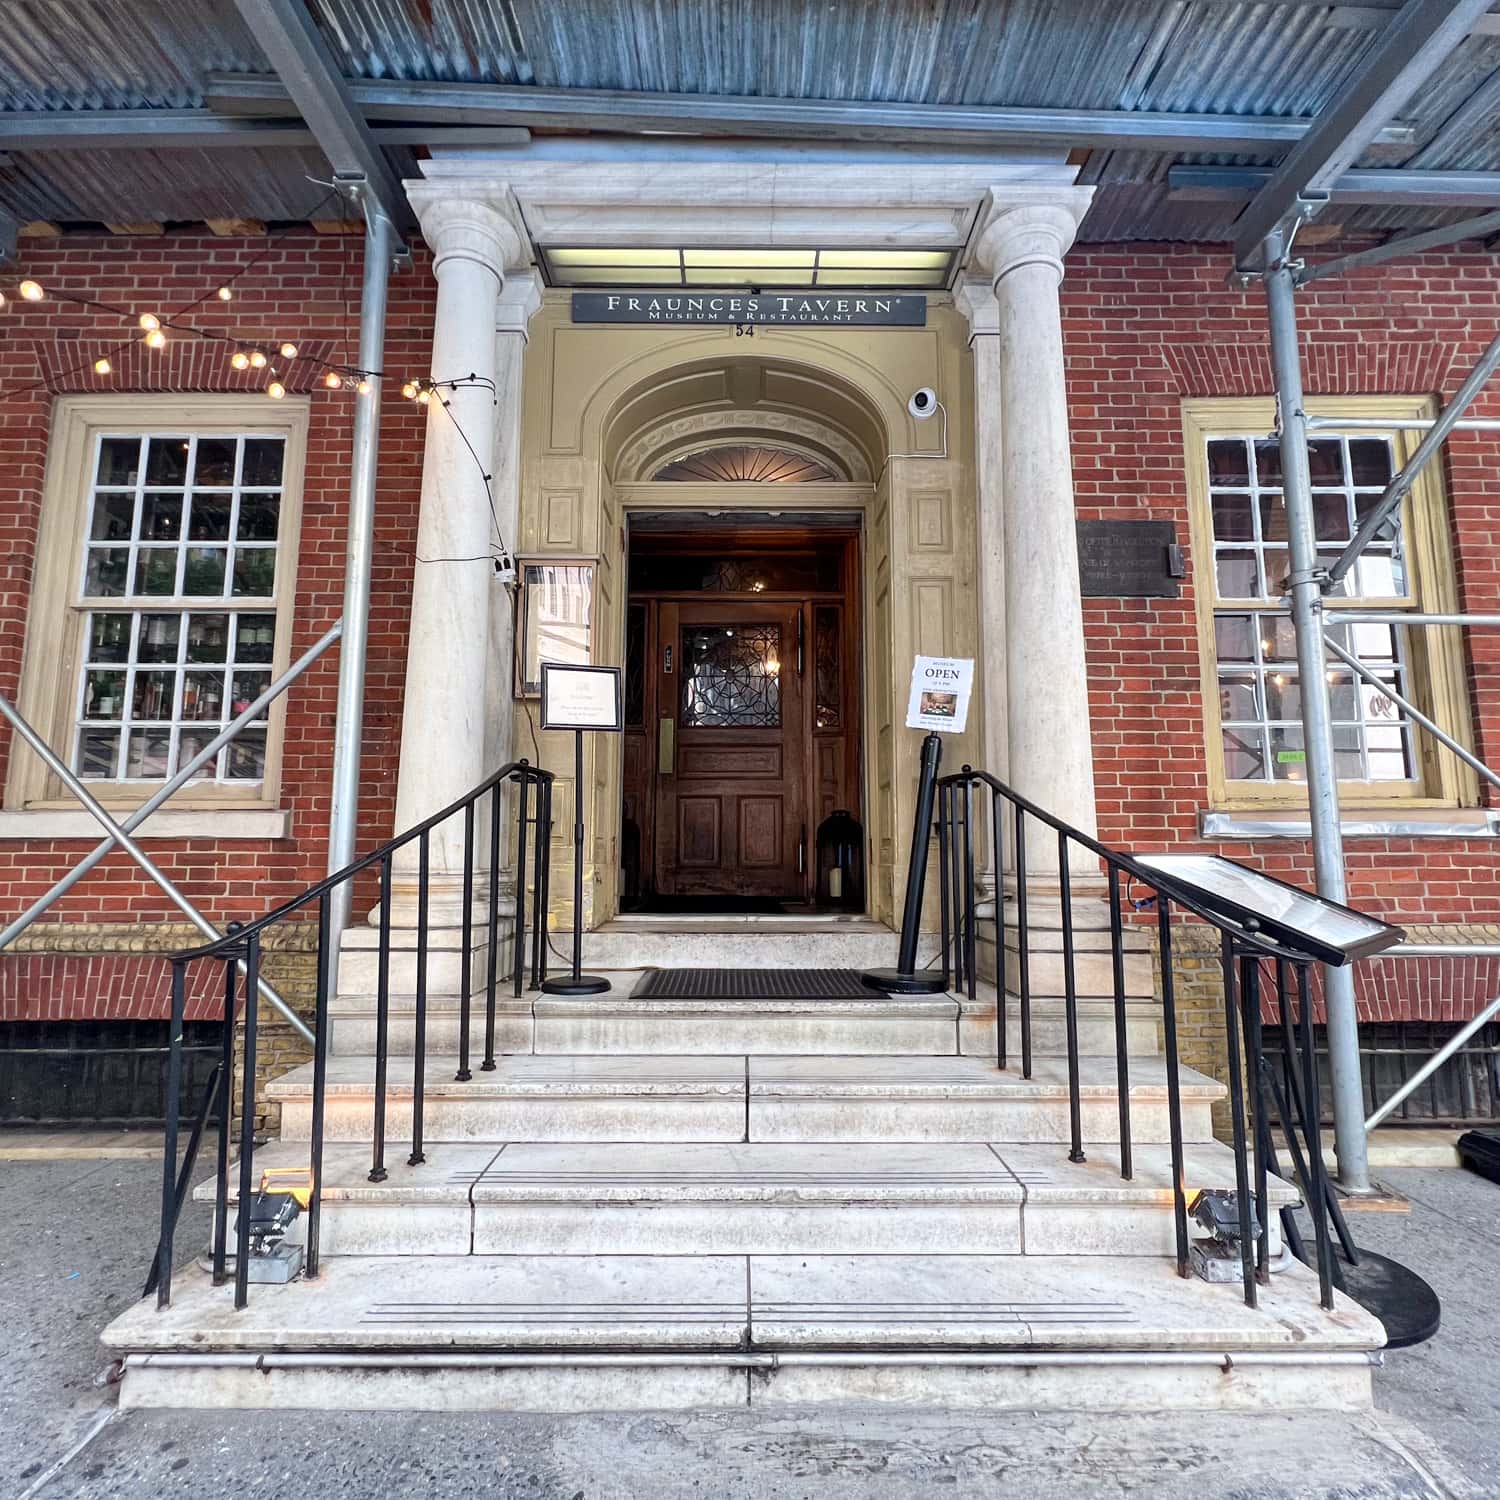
150,758,553,1313
937,763,1346,1312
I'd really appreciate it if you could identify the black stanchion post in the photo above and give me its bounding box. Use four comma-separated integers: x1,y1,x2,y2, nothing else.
861,730,948,994
540,727,610,996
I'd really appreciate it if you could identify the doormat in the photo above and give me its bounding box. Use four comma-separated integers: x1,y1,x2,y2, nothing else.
636,896,788,915
631,968,892,1000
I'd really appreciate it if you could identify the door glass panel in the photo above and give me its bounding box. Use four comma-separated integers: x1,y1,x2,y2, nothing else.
681,625,782,727
814,605,841,729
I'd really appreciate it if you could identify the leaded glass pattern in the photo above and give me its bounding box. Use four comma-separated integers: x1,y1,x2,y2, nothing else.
681,625,782,727
814,605,841,729
624,603,647,727
1205,432,1415,785
75,431,285,783
653,445,838,483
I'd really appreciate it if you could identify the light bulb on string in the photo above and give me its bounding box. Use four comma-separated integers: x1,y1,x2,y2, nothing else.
93,357,111,375
248,350,267,369
18,280,43,302
324,370,343,390
356,378,372,396
416,386,432,405
0,290,8,309
217,286,233,302
401,381,418,400
230,351,250,371
144,329,166,350
138,312,161,332
279,342,298,359
266,380,287,400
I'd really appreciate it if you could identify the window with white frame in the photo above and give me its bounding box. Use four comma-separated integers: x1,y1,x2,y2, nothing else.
7,396,307,811
1185,398,1474,807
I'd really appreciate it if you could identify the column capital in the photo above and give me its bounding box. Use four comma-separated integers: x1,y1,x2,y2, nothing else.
496,267,544,339
970,190,1092,287
407,189,527,282
954,275,999,341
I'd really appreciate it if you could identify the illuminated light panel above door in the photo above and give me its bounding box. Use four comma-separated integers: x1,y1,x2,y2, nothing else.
540,245,957,289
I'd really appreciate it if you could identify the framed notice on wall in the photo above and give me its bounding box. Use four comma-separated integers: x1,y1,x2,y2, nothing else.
540,663,623,732
515,560,595,697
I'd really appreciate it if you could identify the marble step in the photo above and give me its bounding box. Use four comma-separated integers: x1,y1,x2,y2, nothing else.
270,1054,1222,1145
273,1055,749,1143
106,1251,1381,1413
533,990,960,1055
580,920,940,971
206,1138,1292,1259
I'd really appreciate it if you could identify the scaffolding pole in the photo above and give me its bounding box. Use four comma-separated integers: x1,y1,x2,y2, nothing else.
1261,227,1372,1195
327,209,393,947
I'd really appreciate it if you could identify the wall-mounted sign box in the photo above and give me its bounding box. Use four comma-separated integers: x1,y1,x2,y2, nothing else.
572,292,927,327
540,663,624,733
1132,853,1405,966
1076,520,1184,599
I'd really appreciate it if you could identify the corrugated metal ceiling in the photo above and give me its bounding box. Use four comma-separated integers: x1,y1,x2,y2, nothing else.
1,0,1499,241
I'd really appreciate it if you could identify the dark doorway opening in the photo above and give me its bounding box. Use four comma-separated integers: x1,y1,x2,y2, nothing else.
620,514,863,913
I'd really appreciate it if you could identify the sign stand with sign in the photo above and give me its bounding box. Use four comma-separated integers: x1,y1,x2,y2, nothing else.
538,664,623,998
862,656,976,996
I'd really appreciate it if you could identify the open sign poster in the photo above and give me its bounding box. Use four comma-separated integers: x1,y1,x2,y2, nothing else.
905,656,974,734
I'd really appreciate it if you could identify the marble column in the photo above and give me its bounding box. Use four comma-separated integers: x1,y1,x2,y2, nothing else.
391,196,524,921
955,277,1008,793
484,269,544,778
974,200,1097,874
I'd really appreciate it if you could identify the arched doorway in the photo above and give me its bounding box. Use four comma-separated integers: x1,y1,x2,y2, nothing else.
600,359,884,916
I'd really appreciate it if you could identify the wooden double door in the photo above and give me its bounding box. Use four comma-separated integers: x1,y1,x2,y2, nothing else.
621,535,862,909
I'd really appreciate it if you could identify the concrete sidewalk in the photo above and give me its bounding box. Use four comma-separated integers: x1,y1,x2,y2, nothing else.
1,1146,1498,1499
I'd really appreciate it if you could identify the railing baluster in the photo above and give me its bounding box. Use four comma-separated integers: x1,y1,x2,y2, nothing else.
306,896,331,1277
457,802,475,1081
369,856,392,1183
948,779,965,994
1243,953,1270,1285
514,767,530,999
1298,961,1336,1310
1015,806,1031,1080
1058,831,1084,1163
155,958,188,1308
962,773,977,1003
537,779,553,985
1219,934,1257,1307
211,953,236,1286
531,775,548,989
234,933,260,1311
937,782,952,989
1156,893,1190,1278
483,782,503,1070
1107,864,1132,1180
409,832,429,1167
991,786,1006,1072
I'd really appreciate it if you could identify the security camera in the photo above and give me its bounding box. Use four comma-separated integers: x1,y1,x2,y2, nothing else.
907,387,939,420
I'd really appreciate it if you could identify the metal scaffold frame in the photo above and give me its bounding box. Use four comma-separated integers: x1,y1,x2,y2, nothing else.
1233,0,1500,1195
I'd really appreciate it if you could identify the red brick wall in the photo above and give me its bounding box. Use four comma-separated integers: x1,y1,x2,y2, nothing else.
0,230,436,954
0,953,222,1021
2,232,1498,1029
1066,240,1500,948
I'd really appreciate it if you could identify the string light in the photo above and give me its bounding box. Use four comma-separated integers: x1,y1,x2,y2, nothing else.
416,387,432,405
248,349,267,369
401,381,419,400
356,378,372,395
217,285,233,302
230,351,250,371
138,312,161,331
266,380,287,400
93,357,111,375
144,328,167,350
279,341,298,358
0,291,7,309
323,370,342,390
18,280,43,302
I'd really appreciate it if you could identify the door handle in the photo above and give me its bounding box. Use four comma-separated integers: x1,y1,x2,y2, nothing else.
657,715,675,775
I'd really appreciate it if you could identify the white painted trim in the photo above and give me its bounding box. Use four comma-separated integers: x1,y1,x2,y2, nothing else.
0,808,289,841
1199,809,1496,840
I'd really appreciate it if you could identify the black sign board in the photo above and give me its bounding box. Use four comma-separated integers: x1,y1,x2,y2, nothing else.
1076,520,1184,599
571,291,926,327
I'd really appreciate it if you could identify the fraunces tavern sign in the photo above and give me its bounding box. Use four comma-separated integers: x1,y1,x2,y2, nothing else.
571,291,927,327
